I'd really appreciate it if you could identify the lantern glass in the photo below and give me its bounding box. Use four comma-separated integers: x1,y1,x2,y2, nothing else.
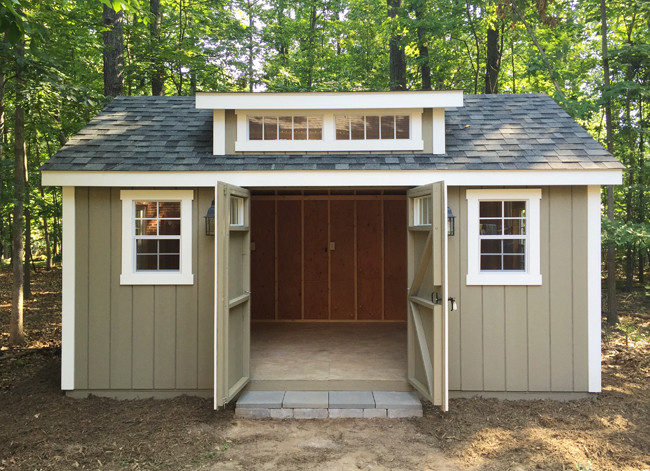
204,200,215,236
447,206,455,236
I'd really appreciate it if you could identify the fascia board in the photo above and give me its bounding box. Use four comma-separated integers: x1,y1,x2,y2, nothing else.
42,169,623,188
195,91,464,110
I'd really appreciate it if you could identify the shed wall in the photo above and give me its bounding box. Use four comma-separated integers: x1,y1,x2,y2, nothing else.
73,187,214,394
447,186,590,393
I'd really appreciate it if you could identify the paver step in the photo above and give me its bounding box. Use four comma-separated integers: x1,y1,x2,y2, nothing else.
235,390,423,419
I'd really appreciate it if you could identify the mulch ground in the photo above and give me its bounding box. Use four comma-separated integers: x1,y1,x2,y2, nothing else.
0,267,649,471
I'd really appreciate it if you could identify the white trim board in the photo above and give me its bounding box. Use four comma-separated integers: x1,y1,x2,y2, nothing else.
587,185,602,393
196,90,464,110
61,187,75,390
42,169,623,188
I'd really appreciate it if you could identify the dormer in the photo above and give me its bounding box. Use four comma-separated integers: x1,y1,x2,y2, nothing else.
195,91,464,155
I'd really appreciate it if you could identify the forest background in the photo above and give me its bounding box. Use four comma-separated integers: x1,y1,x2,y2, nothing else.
0,0,647,344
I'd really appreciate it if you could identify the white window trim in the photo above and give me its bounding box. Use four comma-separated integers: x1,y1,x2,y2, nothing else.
120,189,194,285
466,188,542,286
235,109,423,152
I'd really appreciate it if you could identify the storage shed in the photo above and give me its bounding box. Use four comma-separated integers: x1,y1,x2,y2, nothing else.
41,91,623,411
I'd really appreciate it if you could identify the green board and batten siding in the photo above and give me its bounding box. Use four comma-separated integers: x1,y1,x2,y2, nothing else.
72,187,214,396
448,186,590,394
71,185,591,397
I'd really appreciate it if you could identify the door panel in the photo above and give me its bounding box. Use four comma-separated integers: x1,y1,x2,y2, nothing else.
407,182,449,411
215,182,251,408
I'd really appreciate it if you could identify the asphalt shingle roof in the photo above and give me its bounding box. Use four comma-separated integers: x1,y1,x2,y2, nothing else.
41,93,623,172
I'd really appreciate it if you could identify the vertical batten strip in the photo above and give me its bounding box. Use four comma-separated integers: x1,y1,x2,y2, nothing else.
587,185,602,392
61,186,76,390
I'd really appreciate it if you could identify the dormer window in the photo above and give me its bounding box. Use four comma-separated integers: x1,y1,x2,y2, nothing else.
249,116,323,141
335,115,410,140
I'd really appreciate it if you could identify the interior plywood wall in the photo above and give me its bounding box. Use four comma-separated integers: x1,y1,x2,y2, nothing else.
251,191,407,322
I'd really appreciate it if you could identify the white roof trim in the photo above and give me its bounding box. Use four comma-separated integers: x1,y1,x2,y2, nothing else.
195,91,464,110
42,169,622,188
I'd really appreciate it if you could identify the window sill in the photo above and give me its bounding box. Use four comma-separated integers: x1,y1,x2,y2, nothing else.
234,139,424,153
120,272,195,286
466,273,542,286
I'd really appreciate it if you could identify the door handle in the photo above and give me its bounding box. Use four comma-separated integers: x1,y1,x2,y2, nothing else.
431,292,442,304
448,297,458,311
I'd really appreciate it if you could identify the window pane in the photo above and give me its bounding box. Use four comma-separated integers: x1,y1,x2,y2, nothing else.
230,197,243,225
481,255,502,270
264,116,277,140
159,239,180,253
159,202,180,218
504,201,526,218
336,115,349,140
136,239,158,254
480,239,502,254
308,117,322,140
366,116,379,139
135,202,157,218
350,116,365,140
136,219,158,236
279,116,293,140
249,116,263,140
294,116,307,140
480,219,502,235
504,219,526,235
480,201,501,218
137,254,158,270
396,115,410,139
159,255,180,270
380,116,394,139
415,196,431,225
503,239,525,254
503,255,525,270
159,220,181,235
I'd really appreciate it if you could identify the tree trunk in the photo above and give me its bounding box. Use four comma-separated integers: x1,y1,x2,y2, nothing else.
11,37,26,346
387,0,406,90
24,205,32,299
41,188,52,269
103,4,125,97
465,3,480,94
413,0,430,90
485,27,500,93
150,0,164,95
0,38,5,261
601,0,617,325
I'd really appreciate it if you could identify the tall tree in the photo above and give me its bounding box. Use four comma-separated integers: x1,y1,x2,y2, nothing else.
103,4,125,96
484,26,500,93
11,34,26,346
149,0,164,95
387,0,406,90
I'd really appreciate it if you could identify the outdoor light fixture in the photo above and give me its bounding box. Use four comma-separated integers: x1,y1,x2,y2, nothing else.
204,200,215,236
447,206,455,236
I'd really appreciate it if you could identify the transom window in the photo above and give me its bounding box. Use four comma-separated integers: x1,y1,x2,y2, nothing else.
479,201,526,271
335,115,410,140
248,116,322,140
466,189,542,286
120,190,194,285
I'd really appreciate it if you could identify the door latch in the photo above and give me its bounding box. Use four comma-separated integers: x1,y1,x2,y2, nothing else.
448,297,458,311
431,292,442,304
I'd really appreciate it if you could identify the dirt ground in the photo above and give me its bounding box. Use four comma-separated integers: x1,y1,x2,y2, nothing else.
1,268,649,471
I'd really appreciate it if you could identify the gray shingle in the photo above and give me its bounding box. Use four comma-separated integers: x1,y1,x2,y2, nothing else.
41,93,623,173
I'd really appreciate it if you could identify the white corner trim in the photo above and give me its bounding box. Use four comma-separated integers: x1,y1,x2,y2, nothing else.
119,190,195,286
465,188,542,286
213,110,225,156
432,108,445,154
41,169,624,188
61,187,75,390
196,90,464,110
587,185,602,392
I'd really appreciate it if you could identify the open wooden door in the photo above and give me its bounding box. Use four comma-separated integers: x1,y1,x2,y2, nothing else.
407,182,449,411
214,182,251,408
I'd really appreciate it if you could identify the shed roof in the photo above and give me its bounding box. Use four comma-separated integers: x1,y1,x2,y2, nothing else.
41,93,623,172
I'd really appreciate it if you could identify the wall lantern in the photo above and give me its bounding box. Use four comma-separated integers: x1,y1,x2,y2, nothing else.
447,206,455,236
204,200,215,236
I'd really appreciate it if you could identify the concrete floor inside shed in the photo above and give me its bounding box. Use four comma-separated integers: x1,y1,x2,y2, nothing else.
249,322,408,390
